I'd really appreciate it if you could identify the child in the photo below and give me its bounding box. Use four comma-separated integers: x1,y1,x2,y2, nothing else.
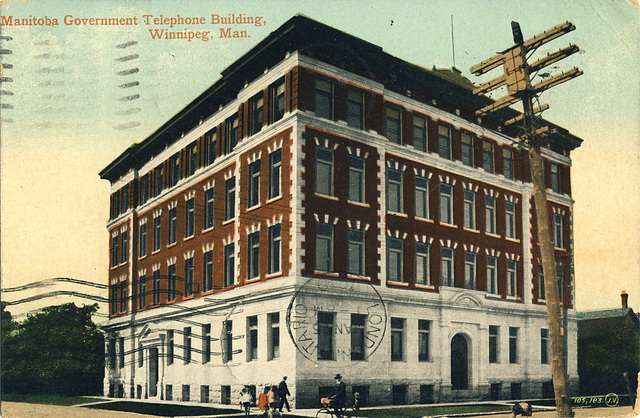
241,388,253,417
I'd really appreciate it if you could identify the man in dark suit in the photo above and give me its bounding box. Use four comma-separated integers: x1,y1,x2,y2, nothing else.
278,376,291,412
330,374,346,417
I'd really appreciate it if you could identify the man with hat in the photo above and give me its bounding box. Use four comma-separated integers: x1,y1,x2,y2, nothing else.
278,376,291,412
329,374,346,417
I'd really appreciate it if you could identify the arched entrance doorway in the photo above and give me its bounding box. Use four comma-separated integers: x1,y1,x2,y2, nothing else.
451,333,469,390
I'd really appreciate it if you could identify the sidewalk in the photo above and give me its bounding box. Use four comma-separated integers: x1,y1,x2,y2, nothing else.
1,401,637,418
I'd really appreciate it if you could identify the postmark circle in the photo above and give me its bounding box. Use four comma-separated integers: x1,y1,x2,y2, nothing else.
285,277,388,368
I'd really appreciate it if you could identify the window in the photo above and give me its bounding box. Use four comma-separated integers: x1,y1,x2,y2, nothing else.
415,243,430,285
152,269,160,305
348,229,365,276
316,223,333,272
387,237,403,282
461,133,473,166
185,198,194,238
224,243,235,287
418,320,430,362
153,215,161,252
538,271,546,300
247,316,258,361
387,168,403,213
225,177,236,221
206,128,217,165
139,222,147,258
118,337,125,368
111,234,118,267
170,154,180,187
485,196,496,234
183,327,191,364
349,155,365,203
315,146,333,196
463,190,476,229
441,247,454,286
184,257,194,297
391,317,405,361
271,77,285,122
557,261,565,303
226,116,238,152
268,312,280,360
251,92,264,135
464,252,476,290
167,330,174,365
503,148,514,179
202,325,211,364
385,106,401,143
120,230,127,264
415,176,429,219
315,78,333,120
509,327,518,363
248,231,260,279
108,337,117,369
139,175,149,205
182,384,190,401
187,142,197,176
318,312,334,361
223,321,232,363
438,125,451,159
166,385,173,400
204,187,214,230
507,260,517,297
200,385,210,403
248,160,260,208
541,328,550,364
489,325,498,363
487,256,497,294
168,207,177,245
551,162,561,193
351,314,366,361
154,165,164,196
413,116,427,152
506,202,516,239
121,185,129,213
439,184,453,225
111,284,117,314
269,149,282,199
268,224,281,274
482,140,494,173
203,251,213,292
347,89,364,129
119,279,127,312
138,274,146,309
168,264,176,301
553,213,563,248
138,341,143,368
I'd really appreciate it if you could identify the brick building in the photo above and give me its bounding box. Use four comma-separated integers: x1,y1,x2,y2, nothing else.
100,15,581,406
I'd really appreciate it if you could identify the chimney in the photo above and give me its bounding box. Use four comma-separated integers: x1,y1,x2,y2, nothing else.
621,290,628,309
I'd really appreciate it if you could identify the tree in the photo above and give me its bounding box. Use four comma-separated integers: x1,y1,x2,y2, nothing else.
1,303,104,396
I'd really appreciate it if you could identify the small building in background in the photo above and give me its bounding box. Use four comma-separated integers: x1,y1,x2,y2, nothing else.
577,291,640,396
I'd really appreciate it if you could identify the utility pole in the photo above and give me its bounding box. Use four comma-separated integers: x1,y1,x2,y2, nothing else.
470,21,582,417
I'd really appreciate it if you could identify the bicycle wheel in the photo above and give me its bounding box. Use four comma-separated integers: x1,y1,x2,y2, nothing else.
343,406,358,418
316,407,334,418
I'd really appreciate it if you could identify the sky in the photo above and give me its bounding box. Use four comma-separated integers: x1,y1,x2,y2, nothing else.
1,0,639,317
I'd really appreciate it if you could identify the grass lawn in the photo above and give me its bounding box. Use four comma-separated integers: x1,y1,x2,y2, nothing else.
358,404,512,417
82,400,245,417
1,393,104,406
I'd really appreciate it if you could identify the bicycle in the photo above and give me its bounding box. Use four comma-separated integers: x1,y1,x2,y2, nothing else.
315,393,359,418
